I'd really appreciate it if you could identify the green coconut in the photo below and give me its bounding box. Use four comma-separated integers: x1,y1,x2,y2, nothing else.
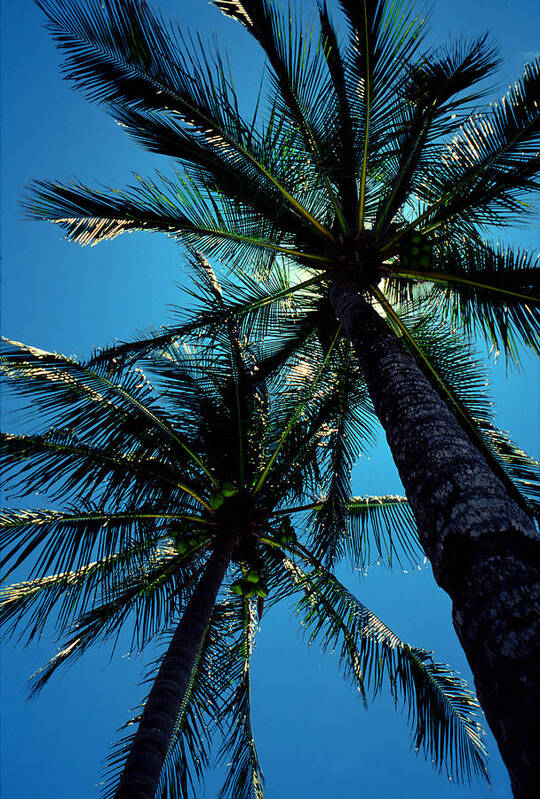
246,569,260,583
210,491,225,510
279,518,296,543
222,481,238,497
176,539,188,554
419,254,431,267
231,581,244,596
256,585,269,598
411,233,423,245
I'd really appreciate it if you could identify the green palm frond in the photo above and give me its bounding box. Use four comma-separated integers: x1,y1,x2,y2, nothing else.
0,338,214,483
37,0,253,150
25,173,328,266
0,537,172,644
0,506,183,579
37,0,337,241
88,263,324,371
308,341,378,566
27,550,205,697
341,494,420,568
217,599,265,799
418,58,540,229
0,430,193,509
375,35,501,232
318,1,359,224
339,0,427,225
408,242,540,364
213,0,334,157
283,556,488,782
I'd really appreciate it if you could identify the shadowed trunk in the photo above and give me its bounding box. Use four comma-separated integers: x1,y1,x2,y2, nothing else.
115,531,236,799
330,281,540,798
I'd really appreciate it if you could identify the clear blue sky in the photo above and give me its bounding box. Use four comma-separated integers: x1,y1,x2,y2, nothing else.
1,1,539,797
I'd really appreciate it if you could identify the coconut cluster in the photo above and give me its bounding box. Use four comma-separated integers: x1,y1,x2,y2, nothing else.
173,531,207,555
209,481,238,509
231,568,269,598
398,231,433,269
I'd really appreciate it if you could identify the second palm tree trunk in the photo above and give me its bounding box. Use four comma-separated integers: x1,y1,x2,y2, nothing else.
115,532,235,799
330,281,540,798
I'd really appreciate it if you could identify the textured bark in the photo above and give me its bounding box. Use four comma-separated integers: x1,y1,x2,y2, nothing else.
330,281,540,797
115,532,235,799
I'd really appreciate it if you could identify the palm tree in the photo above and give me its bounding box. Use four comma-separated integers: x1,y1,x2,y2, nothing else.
0,280,489,798
26,0,540,792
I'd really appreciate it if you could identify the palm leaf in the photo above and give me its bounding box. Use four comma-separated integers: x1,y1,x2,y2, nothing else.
375,35,501,233
308,341,378,566
283,555,489,782
217,598,265,799
400,241,540,364
339,0,427,225
416,58,540,230
26,550,205,697
0,338,214,484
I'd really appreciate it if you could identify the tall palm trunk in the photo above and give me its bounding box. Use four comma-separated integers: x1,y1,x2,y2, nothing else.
115,532,236,799
330,281,540,798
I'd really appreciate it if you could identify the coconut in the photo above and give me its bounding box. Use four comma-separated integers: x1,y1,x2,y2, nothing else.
222,481,238,497
176,540,188,554
246,569,260,583
210,491,225,509
256,585,269,598
231,582,244,596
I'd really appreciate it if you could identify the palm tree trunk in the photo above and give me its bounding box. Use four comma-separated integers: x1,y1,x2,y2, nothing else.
330,281,540,798
115,532,236,799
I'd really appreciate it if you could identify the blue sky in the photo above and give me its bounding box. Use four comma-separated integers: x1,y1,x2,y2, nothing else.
1,1,539,797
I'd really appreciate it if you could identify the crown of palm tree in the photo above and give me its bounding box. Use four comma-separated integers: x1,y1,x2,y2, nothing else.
1,283,489,796
28,0,539,366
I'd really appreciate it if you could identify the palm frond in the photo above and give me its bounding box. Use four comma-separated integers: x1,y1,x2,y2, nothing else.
27,550,205,697
0,536,172,644
339,0,427,225
0,430,191,509
309,342,378,567
418,58,540,229
25,173,327,267
339,494,420,569
0,338,213,483
318,1,359,222
376,35,501,232
217,599,265,799
283,555,489,782
404,241,540,365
